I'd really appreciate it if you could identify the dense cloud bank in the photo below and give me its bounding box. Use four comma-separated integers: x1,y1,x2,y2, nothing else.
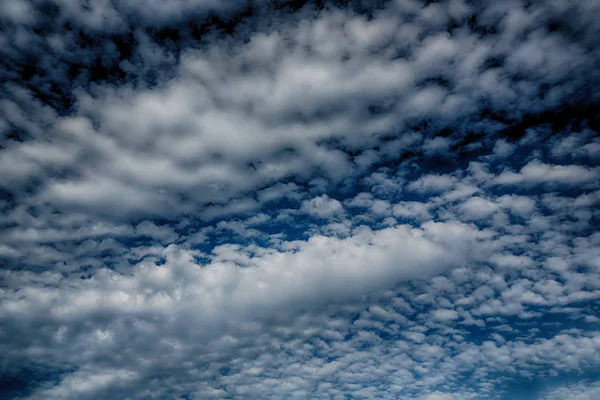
1,0,599,399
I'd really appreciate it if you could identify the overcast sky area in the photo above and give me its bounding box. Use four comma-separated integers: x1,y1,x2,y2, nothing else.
1,0,599,399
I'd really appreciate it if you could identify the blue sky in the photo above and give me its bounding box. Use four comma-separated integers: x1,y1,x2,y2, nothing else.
1,0,599,399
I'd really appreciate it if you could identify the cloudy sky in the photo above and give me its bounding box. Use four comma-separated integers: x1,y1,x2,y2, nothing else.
1,0,599,399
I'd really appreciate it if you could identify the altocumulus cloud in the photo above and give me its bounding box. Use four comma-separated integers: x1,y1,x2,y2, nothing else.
1,0,600,399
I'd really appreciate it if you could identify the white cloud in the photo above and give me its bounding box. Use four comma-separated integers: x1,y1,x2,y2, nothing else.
496,195,536,217
418,393,455,400
431,309,459,322
1,0,600,398
495,161,599,187
490,254,534,269
301,195,345,219
458,196,499,221
393,201,432,222
541,381,600,400
408,174,457,193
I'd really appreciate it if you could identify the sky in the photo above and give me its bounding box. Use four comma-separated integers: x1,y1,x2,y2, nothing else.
0,0,599,399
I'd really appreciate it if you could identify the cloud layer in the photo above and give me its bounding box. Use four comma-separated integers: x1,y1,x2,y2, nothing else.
1,0,599,399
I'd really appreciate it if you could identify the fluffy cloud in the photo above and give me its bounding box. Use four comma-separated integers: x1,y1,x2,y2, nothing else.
495,161,599,187
301,195,345,219
1,0,599,399
541,381,600,400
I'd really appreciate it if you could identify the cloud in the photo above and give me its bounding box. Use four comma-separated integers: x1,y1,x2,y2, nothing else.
1,0,600,398
431,309,459,322
458,196,499,221
301,195,345,219
541,381,600,400
408,174,458,194
495,161,599,187
2,220,491,331
418,393,456,400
